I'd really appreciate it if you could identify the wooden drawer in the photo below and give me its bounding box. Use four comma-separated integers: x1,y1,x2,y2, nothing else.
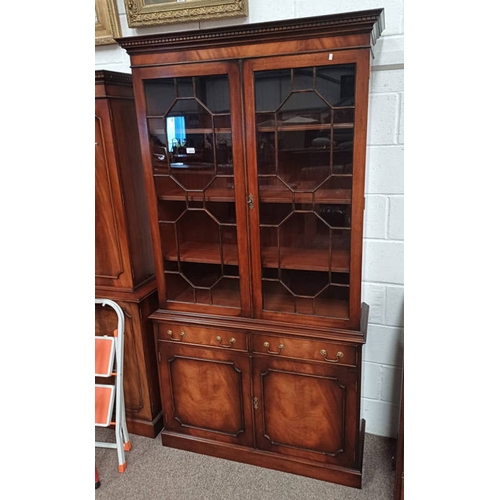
252,333,358,367
155,322,248,352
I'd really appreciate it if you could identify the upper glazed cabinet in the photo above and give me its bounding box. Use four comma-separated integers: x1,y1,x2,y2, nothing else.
119,9,383,331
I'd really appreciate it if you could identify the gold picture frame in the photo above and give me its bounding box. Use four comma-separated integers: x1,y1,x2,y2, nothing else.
95,0,122,45
124,0,248,28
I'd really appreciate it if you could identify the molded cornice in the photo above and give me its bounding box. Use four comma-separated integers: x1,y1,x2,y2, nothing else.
117,9,385,55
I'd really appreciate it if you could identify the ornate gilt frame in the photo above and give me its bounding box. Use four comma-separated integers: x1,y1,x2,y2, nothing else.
95,0,122,45
124,0,248,28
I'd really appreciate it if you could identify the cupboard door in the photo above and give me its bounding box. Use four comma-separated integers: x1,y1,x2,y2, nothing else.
95,105,130,289
252,354,359,467
158,341,253,447
243,51,370,328
139,63,251,316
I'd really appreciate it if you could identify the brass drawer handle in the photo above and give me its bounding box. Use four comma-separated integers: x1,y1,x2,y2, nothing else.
320,349,344,363
263,341,284,355
216,335,236,348
167,329,185,342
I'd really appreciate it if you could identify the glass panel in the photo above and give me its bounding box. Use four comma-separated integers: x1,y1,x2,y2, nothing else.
254,69,291,112
255,63,356,319
292,68,314,90
333,127,354,174
145,73,240,310
177,77,194,97
144,79,176,115
196,75,230,112
256,130,276,174
277,91,329,123
315,65,356,107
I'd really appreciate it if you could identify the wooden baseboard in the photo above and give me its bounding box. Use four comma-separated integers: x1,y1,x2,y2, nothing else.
161,431,363,488
125,411,163,438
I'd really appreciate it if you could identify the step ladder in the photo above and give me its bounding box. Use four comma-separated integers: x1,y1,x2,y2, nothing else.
95,298,131,472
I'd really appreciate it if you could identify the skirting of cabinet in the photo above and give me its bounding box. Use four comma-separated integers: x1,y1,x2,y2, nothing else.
160,420,366,488
125,411,164,439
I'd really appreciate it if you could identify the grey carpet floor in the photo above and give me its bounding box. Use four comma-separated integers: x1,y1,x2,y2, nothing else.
95,428,397,499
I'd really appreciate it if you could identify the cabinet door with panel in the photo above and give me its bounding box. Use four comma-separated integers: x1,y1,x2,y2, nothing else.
157,340,253,447
252,351,359,468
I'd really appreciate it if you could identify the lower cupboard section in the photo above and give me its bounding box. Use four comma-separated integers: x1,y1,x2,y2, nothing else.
155,321,365,488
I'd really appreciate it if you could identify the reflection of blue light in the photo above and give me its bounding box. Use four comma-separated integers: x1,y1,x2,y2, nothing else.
166,116,186,152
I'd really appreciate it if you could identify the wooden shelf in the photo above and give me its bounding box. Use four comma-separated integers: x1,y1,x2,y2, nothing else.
165,242,239,265
158,187,235,203
169,284,241,309
259,186,351,204
257,123,353,133
158,186,349,204
164,241,349,272
263,292,349,319
185,127,232,134
262,247,349,272
169,283,348,315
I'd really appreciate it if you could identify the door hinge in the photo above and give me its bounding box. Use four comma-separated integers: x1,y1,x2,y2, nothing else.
253,397,259,410
247,194,254,210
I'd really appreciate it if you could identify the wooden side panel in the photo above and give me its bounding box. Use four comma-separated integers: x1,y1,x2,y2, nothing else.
109,97,155,287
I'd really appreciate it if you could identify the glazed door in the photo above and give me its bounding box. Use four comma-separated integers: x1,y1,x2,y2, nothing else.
157,341,254,447
137,62,251,316
243,51,370,328
252,355,359,467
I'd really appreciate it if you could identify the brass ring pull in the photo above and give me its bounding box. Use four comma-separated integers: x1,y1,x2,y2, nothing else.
216,335,236,348
320,349,344,363
167,329,185,342
263,341,284,355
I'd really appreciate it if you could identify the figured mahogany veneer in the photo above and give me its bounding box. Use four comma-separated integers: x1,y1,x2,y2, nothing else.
117,9,384,487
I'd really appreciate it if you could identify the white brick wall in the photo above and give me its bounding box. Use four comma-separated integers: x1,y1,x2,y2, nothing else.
95,0,405,438
362,22,404,437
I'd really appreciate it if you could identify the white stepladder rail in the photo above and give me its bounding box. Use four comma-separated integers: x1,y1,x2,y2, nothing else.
95,298,131,473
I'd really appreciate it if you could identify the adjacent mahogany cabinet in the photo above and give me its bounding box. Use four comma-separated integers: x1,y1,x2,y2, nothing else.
95,70,162,437
118,9,384,487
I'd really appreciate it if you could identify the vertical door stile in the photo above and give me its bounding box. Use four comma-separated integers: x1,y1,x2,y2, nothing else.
229,61,252,317
349,50,371,328
242,59,264,318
